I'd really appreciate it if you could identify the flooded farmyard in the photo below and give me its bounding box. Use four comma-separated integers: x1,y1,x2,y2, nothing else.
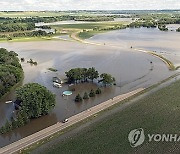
0,27,179,147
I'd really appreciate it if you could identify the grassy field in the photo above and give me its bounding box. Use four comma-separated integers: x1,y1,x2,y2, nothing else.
53,21,129,40
42,79,180,154
53,22,128,29
0,11,68,18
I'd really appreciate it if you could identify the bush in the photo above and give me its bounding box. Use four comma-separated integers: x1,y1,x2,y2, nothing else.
89,89,95,97
75,94,83,102
96,88,102,94
83,92,89,99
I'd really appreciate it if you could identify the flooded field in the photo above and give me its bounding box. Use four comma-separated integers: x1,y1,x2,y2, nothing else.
0,27,178,147
88,27,180,67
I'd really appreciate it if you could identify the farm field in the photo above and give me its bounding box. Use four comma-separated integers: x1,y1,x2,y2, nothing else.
39,79,180,154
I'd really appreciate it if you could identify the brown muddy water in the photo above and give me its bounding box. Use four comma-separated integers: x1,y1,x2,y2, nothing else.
0,27,177,147
89,26,180,67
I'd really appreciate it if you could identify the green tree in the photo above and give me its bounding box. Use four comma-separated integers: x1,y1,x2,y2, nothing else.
83,92,89,99
75,94,83,102
96,88,102,94
0,126,6,134
5,120,12,132
0,48,23,99
89,89,95,97
12,118,18,129
99,73,115,86
16,83,56,118
88,67,99,82
17,113,25,127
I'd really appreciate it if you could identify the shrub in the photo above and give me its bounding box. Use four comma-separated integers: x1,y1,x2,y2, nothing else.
75,94,83,102
96,88,102,94
83,92,89,99
89,89,95,97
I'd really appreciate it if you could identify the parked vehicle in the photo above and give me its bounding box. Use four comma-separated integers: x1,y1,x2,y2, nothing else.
53,82,62,88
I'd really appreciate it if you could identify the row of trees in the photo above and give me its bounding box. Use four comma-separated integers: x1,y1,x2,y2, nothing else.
0,15,115,25
128,21,157,28
74,16,114,22
0,23,35,32
65,67,115,86
93,25,127,31
0,83,56,134
0,48,23,98
0,30,51,39
75,88,102,102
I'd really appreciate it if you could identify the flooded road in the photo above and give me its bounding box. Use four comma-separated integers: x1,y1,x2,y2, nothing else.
0,27,177,147
88,27,180,67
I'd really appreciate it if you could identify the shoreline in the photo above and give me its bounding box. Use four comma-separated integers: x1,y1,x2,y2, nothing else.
70,31,177,71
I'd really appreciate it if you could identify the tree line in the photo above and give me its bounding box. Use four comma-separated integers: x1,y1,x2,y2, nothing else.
0,23,35,32
0,48,23,98
0,30,51,40
75,88,102,102
65,67,115,86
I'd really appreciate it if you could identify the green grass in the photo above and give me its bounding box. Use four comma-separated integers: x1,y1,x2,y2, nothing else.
0,11,68,18
53,22,128,29
78,30,102,39
42,79,180,154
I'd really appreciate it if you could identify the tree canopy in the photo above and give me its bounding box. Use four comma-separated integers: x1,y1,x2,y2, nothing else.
0,48,23,98
99,73,115,86
16,83,56,118
65,67,99,83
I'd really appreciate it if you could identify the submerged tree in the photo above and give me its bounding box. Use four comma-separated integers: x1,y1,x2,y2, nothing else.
89,89,95,97
75,94,83,102
83,92,89,99
99,73,115,86
96,88,102,94
88,67,99,82
16,83,56,118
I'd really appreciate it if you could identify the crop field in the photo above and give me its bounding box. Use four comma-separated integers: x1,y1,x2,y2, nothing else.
42,79,180,154
0,11,68,18
53,22,128,29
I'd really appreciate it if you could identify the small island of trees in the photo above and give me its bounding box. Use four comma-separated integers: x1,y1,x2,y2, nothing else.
65,67,115,102
65,67,115,85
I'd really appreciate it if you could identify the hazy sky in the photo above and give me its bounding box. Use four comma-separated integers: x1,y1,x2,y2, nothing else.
0,0,180,11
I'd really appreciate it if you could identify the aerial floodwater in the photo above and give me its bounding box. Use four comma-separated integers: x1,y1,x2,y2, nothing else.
88,26,180,67
0,27,179,147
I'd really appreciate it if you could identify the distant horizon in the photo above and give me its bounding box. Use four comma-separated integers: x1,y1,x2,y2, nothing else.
0,0,179,11
0,9,180,12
